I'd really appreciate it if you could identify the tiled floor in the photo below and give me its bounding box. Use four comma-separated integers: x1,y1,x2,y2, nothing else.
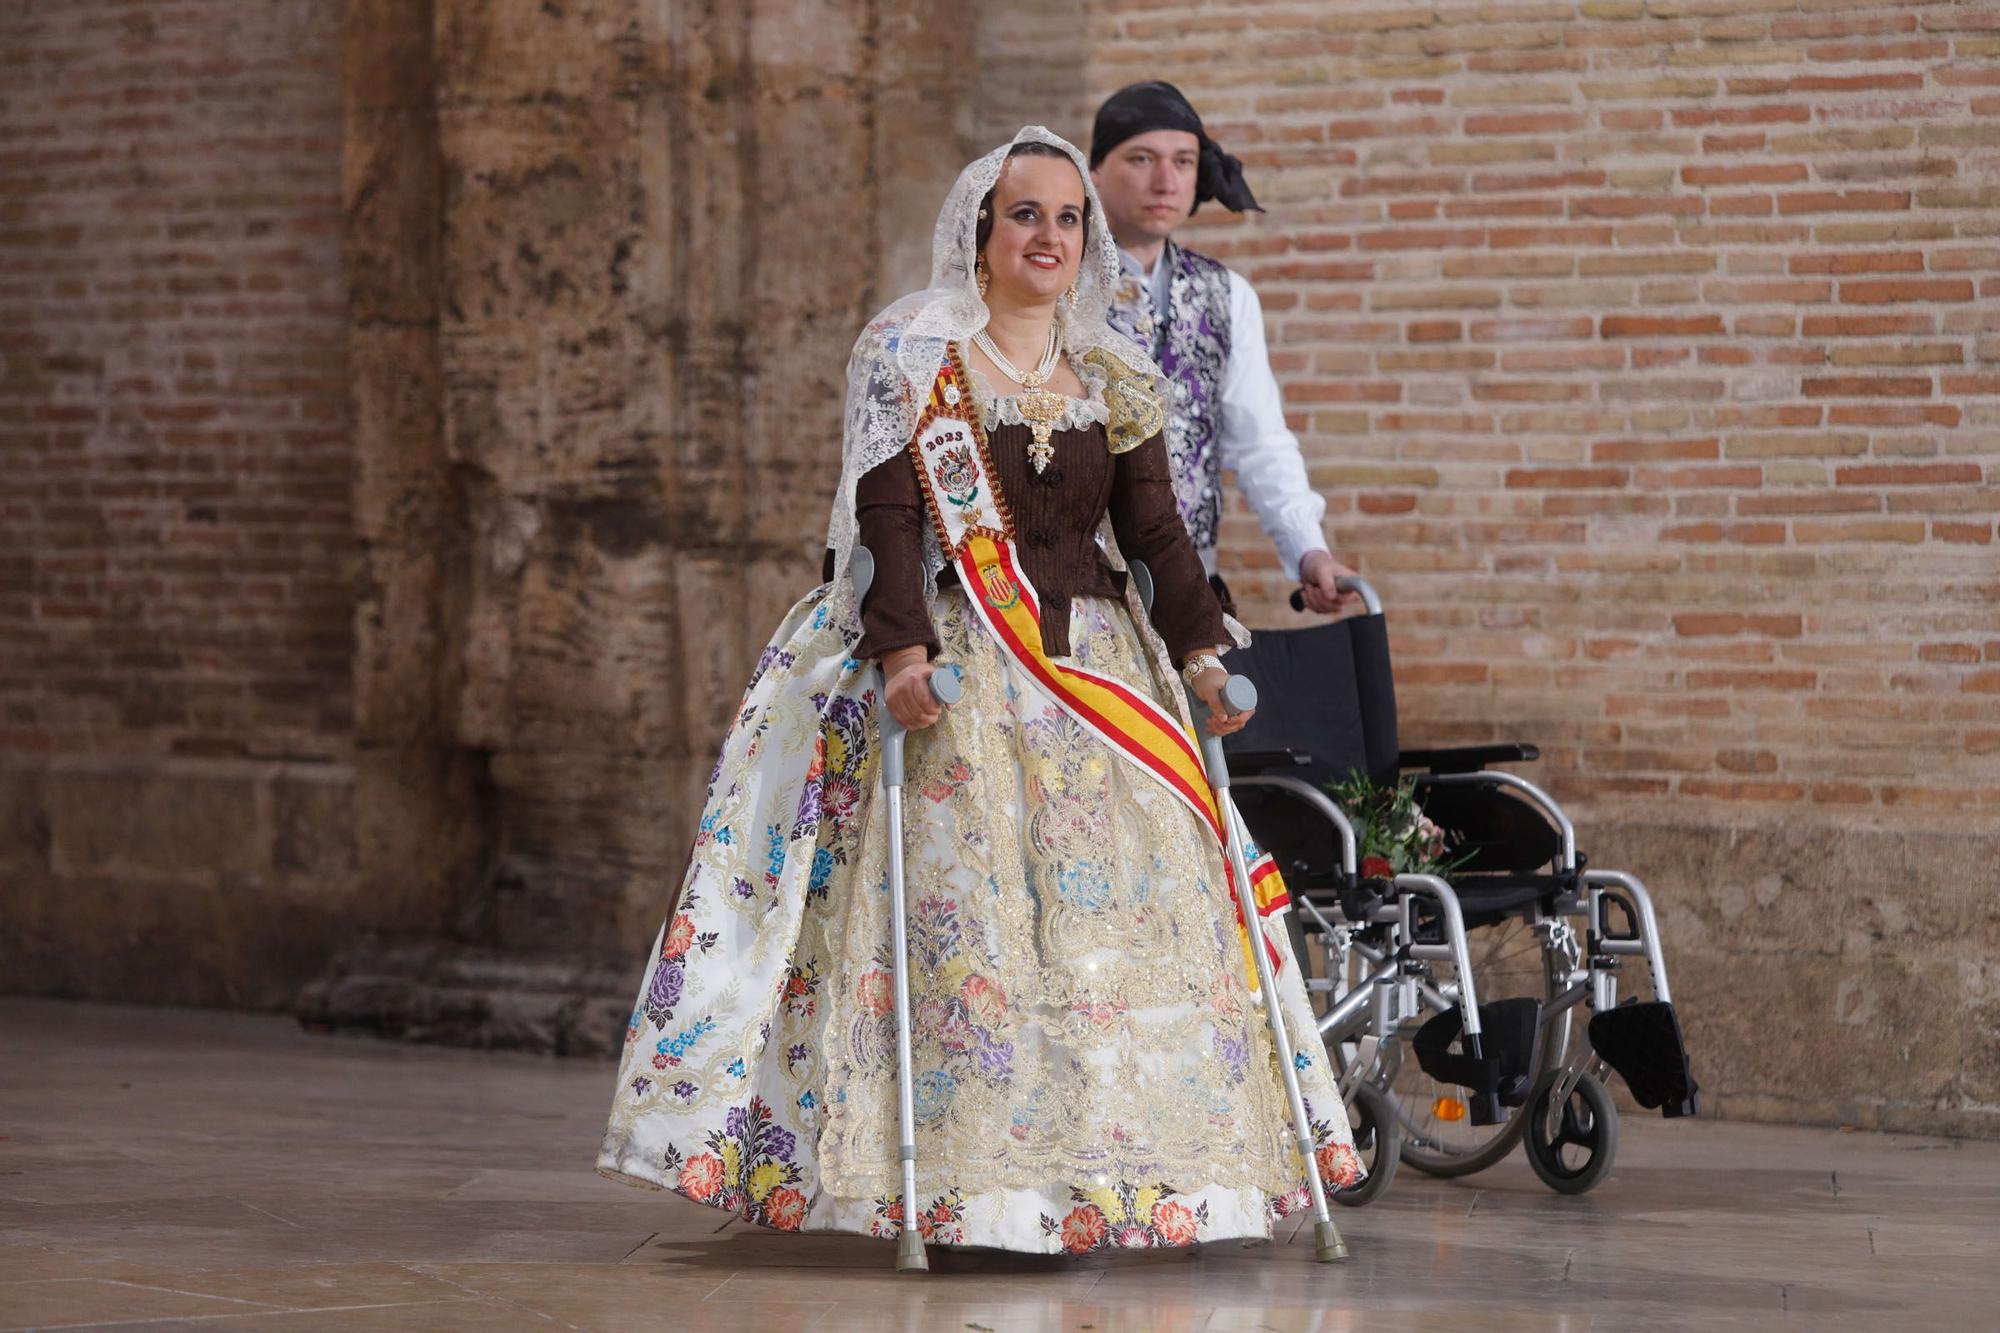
2,998,1995,1331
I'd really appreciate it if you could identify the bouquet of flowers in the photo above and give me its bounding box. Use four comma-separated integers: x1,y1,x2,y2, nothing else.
1324,772,1467,882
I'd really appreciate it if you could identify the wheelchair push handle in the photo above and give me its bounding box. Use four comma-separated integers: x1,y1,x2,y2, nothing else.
1289,575,1382,616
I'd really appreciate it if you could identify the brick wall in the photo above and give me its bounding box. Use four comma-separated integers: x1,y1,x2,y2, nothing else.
1078,0,2000,1133
1,1,358,1005
1091,0,1997,816
0,0,352,758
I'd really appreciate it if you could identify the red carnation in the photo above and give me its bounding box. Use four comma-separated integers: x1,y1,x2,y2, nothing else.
1152,1200,1198,1246
764,1186,808,1231
678,1152,724,1202
1059,1204,1108,1253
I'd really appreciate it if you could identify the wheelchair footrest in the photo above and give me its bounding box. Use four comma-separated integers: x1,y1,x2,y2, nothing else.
1411,998,1542,1126
1588,999,1700,1118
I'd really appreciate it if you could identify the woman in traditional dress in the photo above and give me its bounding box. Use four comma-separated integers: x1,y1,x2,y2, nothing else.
597,126,1360,1254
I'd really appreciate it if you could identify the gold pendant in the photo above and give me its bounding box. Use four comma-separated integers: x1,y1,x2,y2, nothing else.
1015,382,1066,475
1026,423,1055,474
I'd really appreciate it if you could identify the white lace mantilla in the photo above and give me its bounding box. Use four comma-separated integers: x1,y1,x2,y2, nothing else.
823,126,1163,637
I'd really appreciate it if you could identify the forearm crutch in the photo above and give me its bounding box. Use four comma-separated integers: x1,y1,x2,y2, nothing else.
854,548,964,1274
1193,675,1350,1264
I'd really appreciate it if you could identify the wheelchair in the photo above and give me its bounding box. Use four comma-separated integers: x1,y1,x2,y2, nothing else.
1221,578,1699,1200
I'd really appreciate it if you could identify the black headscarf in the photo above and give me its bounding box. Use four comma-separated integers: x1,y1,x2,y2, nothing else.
1089,80,1262,214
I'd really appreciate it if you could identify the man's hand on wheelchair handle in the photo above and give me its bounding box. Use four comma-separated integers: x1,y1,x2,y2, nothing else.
1192,664,1253,736
1298,550,1363,616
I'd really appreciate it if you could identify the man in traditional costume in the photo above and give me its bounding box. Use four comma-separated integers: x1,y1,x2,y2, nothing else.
597,127,1359,1254
1090,82,1360,617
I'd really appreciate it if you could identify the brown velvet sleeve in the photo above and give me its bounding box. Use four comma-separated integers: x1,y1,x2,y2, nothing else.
850,451,941,661
1108,432,1231,666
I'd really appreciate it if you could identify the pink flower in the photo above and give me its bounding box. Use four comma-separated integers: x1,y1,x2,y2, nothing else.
1151,1200,1198,1246
678,1152,724,1202
1060,1204,1108,1253
1112,1224,1153,1248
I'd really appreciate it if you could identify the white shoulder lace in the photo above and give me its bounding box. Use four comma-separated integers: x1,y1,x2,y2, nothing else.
966,360,1112,435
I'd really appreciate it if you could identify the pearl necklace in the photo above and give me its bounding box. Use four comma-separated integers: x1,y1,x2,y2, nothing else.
972,322,1066,473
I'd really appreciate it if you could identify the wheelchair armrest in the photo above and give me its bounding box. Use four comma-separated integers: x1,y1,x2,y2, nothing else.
1399,743,1540,774
1225,749,1311,776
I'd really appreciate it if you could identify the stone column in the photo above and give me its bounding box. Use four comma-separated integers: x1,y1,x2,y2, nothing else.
305,0,992,1054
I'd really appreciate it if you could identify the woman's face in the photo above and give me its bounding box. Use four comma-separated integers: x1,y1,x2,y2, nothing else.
981,154,1087,306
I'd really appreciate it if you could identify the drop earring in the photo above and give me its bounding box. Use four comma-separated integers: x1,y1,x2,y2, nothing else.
1065,277,1080,312
975,205,991,298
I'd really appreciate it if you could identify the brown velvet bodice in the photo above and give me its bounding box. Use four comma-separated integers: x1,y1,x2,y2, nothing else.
852,419,1227,665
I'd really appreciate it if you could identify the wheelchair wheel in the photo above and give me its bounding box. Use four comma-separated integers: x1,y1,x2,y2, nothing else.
1523,1068,1617,1195
1331,1081,1398,1207
1389,913,1567,1178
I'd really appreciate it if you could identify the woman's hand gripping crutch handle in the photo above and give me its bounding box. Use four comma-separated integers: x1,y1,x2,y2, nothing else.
878,659,961,1273
1188,674,1350,1263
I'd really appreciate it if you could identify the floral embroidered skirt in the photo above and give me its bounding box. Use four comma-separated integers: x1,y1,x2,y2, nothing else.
597,586,1360,1253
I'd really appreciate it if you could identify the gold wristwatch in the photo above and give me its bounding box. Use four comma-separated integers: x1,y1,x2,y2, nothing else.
1181,652,1225,688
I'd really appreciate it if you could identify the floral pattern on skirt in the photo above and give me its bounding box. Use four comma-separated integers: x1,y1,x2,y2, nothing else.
598,584,1358,1252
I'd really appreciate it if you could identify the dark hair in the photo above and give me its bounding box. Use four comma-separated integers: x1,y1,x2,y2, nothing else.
974,142,1092,254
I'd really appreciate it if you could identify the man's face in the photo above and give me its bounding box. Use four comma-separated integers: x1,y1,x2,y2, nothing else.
1091,129,1201,247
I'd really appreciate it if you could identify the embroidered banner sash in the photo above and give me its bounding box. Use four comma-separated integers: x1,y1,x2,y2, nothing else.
902,345,1288,986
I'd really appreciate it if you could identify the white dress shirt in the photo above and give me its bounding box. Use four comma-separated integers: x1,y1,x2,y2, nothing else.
1128,248,1330,579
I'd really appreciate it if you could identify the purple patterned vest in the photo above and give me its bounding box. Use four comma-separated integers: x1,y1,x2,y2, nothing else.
1108,242,1233,558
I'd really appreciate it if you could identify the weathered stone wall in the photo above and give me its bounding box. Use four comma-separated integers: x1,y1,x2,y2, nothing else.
419,0,983,951
1089,0,2000,1137
297,1,997,1051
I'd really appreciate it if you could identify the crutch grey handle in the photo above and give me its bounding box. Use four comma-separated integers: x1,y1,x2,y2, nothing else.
1186,673,1257,790
1187,672,1257,717
1218,673,1257,715
1290,574,1381,615
881,664,961,787
927,665,964,708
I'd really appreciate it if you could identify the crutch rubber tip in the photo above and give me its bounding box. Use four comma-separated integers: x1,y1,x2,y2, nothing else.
896,1227,929,1273
1312,1220,1349,1263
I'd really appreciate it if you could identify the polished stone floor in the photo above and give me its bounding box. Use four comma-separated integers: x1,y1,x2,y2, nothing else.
2,999,1995,1331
